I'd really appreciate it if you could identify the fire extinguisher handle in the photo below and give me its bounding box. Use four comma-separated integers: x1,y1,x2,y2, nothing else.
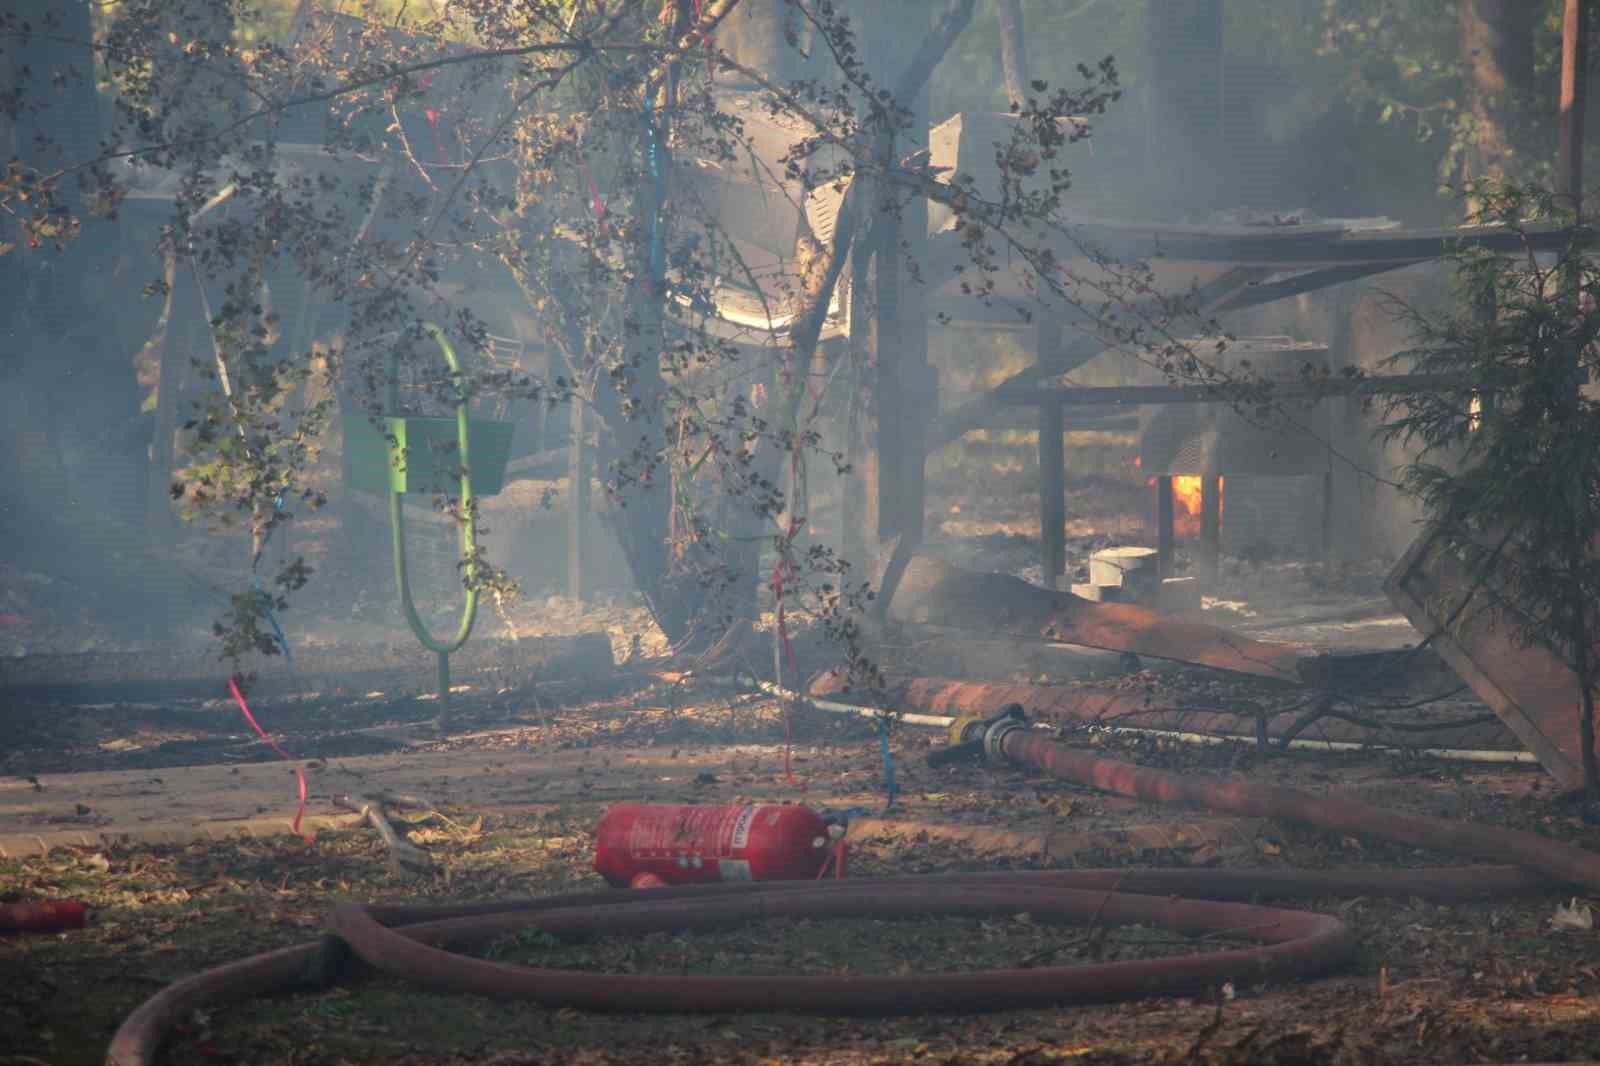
926,738,986,768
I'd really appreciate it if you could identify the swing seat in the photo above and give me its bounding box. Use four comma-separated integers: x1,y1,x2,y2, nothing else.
343,413,514,497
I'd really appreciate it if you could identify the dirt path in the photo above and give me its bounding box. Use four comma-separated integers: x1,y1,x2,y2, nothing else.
0,733,849,857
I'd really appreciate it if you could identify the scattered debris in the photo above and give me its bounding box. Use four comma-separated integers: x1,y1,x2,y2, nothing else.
1550,898,1594,932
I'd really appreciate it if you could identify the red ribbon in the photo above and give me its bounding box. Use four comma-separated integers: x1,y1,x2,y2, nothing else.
423,108,449,163
578,156,607,229
228,674,310,843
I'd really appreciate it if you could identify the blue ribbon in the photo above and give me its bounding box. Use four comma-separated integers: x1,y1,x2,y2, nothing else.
642,93,666,288
254,574,292,665
877,716,898,811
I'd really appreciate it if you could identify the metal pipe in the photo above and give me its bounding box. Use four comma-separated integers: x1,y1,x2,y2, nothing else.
1096,723,1538,763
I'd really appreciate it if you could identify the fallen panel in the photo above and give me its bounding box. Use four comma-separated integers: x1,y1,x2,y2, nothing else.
877,551,1305,681
1385,529,1590,791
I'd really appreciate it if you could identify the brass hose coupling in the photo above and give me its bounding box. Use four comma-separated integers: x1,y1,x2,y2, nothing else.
926,704,1028,768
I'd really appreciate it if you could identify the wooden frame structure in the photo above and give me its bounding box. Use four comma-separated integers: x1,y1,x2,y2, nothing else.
931,220,1577,589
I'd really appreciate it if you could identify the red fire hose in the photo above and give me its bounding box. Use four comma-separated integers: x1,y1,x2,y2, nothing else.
109,729,1600,1066
109,864,1548,1066
994,728,1600,891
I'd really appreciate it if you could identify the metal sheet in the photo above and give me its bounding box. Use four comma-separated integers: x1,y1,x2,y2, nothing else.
1384,530,1589,791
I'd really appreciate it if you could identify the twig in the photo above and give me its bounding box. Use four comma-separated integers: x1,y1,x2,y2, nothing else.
1183,1002,1226,1065
334,793,436,876
1278,695,1496,750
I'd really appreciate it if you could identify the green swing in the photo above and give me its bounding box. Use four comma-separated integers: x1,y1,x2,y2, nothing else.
342,323,515,705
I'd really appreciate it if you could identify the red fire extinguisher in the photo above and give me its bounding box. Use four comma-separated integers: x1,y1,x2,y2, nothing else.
594,804,833,889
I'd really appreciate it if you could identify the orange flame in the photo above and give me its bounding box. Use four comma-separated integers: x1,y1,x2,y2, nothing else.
1174,476,1203,538
1145,475,1222,539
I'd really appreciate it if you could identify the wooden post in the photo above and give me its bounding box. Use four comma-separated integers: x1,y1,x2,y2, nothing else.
1039,399,1064,587
1156,475,1175,577
567,398,588,602
1559,0,1588,217
1326,286,1363,560
1321,470,1335,568
1037,319,1065,586
1199,473,1221,582
842,235,875,567
997,0,1029,109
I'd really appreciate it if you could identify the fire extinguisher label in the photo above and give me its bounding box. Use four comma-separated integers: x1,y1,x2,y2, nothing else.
729,805,758,850
718,858,752,881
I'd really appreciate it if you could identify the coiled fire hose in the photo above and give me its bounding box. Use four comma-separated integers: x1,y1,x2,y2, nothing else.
107,709,1600,1066
109,866,1544,1066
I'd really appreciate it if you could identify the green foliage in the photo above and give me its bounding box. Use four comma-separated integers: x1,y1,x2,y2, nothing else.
1378,181,1600,784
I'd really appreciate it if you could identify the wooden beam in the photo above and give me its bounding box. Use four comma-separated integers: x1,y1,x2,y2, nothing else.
996,372,1474,407
1199,474,1221,583
927,266,1270,450
919,220,1583,283
1211,261,1421,313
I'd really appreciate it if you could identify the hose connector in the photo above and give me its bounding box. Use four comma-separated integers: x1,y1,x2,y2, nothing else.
982,710,1027,765
947,716,987,746
926,704,1028,768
